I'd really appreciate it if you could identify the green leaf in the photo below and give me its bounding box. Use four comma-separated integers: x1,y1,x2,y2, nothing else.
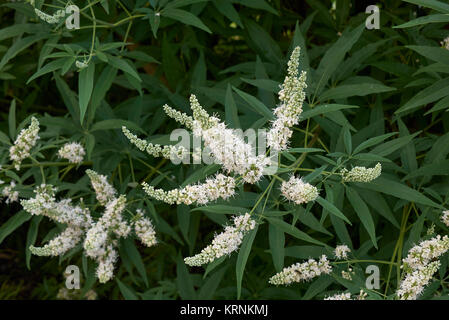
402,0,449,13
265,217,326,246
232,86,273,119
213,0,243,28
0,211,31,245
395,77,449,114
122,238,149,287
371,132,420,157
8,99,16,139
236,225,258,299
319,83,395,101
406,45,449,66
176,254,196,299
394,13,449,28
26,216,42,270
0,33,48,71
312,23,364,96
116,279,139,300
353,133,397,154
355,177,442,209
269,220,285,272
162,8,212,33
198,266,228,299
225,83,241,128
316,196,351,224
301,104,358,120
78,62,95,124
90,119,144,133
346,187,378,249
107,55,142,82
27,58,67,84
191,205,248,215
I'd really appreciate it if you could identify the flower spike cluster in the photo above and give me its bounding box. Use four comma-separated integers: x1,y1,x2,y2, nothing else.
133,209,157,248
35,8,66,24
341,163,382,183
122,126,188,160
21,184,92,256
9,116,40,170
397,235,449,300
184,213,256,266
269,255,332,285
441,210,449,227
280,175,319,205
267,47,307,151
334,244,351,260
1,181,19,204
86,169,117,206
58,142,85,164
142,173,235,206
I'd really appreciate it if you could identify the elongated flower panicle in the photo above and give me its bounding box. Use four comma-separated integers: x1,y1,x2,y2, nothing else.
189,95,270,184
163,104,193,129
281,176,319,205
83,195,130,283
96,245,118,283
402,235,449,272
324,293,352,300
142,173,236,206
35,8,65,24
441,210,449,227
269,255,332,286
22,184,92,257
396,235,449,300
30,226,83,256
334,244,351,260
122,126,187,160
133,209,157,247
341,163,382,183
58,142,85,164
184,213,256,266
9,117,40,170
267,46,307,151
324,290,367,300
1,181,19,204
397,261,440,300
86,169,116,206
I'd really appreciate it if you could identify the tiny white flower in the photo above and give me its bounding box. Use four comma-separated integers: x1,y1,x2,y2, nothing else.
58,142,85,164
334,244,351,260
341,163,382,183
281,175,319,205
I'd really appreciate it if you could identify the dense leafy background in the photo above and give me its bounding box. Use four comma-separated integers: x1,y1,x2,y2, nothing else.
1,0,449,300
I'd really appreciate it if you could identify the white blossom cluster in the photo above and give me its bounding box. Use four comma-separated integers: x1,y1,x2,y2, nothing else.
84,195,130,283
142,173,235,206
122,126,187,160
184,213,256,266
401,235,449,272
441,36,449,50
341,163,382,183
1,180,19,204
441,210,449,227
21,184,92,256
397,235,449,300
397,261,440,300
35,8,65,24
267,46,307,151
162,95,271,184
9,117,40,170
75,60,88,69
280,175,319,205
324,289,367,300
324,292,351,300
334,244,351,260
341,268,354,281
86,169,117,206
133,209,157,247
268,255,332,285
58,142,85,164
